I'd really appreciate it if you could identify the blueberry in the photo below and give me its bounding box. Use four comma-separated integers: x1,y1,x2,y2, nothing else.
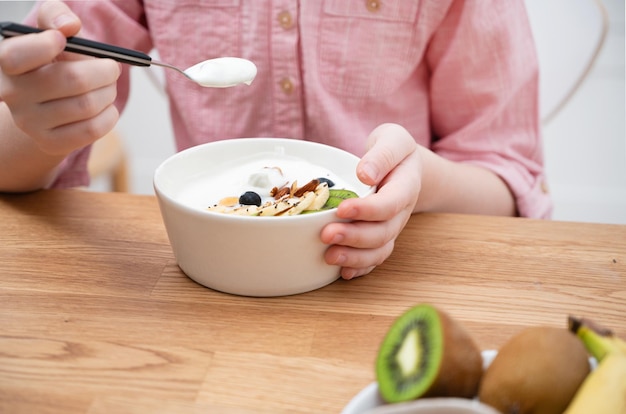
239,191,262,206
318,177,335,188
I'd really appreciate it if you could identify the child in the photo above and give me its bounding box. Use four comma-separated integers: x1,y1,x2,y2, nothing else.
0,0,551,279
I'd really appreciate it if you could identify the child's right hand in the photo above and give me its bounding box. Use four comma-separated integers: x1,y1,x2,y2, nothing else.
0,0,121,156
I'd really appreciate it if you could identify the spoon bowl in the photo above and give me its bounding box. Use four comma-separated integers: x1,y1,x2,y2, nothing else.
155,57,257,88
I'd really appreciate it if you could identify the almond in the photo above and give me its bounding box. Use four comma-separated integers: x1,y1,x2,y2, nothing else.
293,179,320,197
273,186,290,199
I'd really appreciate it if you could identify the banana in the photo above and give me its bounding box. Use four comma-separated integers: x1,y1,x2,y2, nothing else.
568,316,626,361
305,182,330,211
258,199,295,216
207,204,227,213
564,316,626,414
286,190,316,215
231,205,260,216
564,351,626,414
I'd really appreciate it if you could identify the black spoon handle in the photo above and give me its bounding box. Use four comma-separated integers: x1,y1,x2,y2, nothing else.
0,21,152,67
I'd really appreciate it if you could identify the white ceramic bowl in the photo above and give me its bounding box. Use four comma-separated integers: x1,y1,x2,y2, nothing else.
153,138,374,297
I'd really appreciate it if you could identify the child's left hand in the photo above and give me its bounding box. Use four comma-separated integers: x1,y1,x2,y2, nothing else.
321,123,422,279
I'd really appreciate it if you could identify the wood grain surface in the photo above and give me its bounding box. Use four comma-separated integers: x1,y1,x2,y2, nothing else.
1,190,624,413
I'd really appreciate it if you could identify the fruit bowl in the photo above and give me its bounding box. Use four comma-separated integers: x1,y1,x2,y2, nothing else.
342,350,598,414
342,351,498,414
153,138,374,297
344,396,501,414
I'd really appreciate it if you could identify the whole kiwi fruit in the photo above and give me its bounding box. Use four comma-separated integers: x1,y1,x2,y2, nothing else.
478,326,590,414
375,303,483,403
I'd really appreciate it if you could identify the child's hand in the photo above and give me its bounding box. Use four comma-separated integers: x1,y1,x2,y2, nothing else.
0,1,121,156
321,123,422,279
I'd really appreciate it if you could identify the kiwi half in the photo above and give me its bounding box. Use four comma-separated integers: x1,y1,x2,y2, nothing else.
375,304,483,403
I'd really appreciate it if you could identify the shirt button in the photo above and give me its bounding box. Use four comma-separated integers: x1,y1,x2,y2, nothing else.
541,181,549,194
279,78,294,94
277,11,293,29
365,0,381,13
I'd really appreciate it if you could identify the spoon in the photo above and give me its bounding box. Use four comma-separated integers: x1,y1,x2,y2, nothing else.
0,21,257,88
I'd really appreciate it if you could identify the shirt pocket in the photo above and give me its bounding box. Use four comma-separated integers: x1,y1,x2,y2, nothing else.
318,0,421,98
144,0,242,70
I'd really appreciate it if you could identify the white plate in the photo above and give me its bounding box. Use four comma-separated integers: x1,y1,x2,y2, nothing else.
342,350,597,414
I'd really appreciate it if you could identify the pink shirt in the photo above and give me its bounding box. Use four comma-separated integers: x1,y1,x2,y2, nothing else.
35,0,551,218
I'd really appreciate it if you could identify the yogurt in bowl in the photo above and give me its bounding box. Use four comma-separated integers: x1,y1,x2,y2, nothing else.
153,138,375,297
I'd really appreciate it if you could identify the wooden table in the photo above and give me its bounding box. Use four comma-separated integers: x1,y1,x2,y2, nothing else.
1,190,624,413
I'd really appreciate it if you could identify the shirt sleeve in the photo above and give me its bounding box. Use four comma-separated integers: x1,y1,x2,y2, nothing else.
426,0,552,219
22,0,151,189
48,146,93,189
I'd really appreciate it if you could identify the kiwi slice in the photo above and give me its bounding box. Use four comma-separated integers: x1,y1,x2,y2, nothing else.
323,189,359,209
375,304,483,403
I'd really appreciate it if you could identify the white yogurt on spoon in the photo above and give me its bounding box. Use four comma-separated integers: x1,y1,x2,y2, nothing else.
183,57,257,88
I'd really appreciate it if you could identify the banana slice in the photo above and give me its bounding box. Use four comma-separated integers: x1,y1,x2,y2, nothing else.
305,182,330,211
258,199,295,216
207,204,228,213
286,191,316,215
230,205,260,216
